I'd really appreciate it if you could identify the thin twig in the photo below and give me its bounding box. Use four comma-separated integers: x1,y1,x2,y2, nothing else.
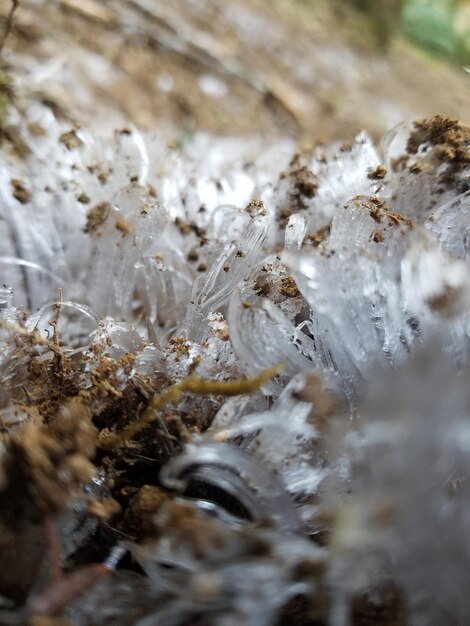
101,363,284,449
0,0,19,57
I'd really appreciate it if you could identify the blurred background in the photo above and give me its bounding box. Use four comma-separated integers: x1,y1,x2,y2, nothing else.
0,0,469,145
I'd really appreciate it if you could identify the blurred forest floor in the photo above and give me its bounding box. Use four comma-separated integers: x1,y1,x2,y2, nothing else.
1,0,470,145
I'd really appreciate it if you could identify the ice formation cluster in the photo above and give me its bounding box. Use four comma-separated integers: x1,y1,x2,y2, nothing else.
0,105,470,626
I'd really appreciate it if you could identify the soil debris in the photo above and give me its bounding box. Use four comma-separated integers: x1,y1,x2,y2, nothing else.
11,177,32,204
368,164,387,179
406,114,470,185
59,129,84,150
84,202,111,233
279,276,300,298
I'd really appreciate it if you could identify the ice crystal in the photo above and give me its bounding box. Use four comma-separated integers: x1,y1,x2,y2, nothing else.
0,105,469,625
326,347,470,626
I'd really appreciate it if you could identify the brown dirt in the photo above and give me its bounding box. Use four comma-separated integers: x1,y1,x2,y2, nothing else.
279,276,301,298
406,114,470,184
368,165,388,180
84,202,111,234
10,176,31,203
305,225,331,249
1,0,469,144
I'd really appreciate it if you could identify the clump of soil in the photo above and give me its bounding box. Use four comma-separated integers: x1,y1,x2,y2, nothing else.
0,324,192,602
406,114,470,185
10,177,32,204
279,276,301,298
84,202,111,234
0,306,283,623
305,225,331,248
